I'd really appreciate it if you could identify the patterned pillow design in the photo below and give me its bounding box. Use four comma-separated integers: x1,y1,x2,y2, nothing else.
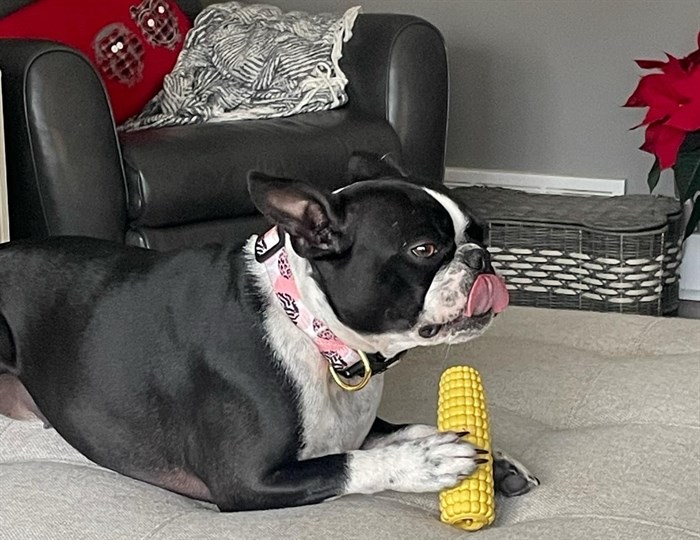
0,0,191,124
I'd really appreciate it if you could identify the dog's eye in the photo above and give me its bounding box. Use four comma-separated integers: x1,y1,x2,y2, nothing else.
411,243,438,258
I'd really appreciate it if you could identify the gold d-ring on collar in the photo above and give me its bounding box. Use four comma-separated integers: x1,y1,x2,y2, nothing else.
329,350,372,392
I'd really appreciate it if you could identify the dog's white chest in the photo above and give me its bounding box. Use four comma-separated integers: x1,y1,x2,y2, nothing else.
297,374,384,460
259,291,384,458
250,238,385,459
263,312,384,457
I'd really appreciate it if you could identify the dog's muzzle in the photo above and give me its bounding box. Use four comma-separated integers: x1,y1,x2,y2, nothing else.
417,246,509,339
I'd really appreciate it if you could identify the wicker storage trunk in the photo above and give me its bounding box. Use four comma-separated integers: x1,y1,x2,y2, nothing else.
454,187,683,316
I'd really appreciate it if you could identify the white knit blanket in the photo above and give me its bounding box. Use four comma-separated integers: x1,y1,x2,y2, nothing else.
120,2,360,131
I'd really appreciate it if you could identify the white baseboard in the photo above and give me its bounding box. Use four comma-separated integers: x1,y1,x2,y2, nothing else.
680,233,700,301
445,167,626,197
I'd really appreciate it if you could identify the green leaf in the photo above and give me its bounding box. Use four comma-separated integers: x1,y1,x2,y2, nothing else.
647,159,661,192
684,199,700,239
673,149,700,201
679,131,700,153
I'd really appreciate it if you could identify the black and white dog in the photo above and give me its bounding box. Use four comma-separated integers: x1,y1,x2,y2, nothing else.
0,155,537,511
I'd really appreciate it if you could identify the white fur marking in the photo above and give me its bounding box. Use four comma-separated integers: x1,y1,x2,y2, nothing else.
361,424,438,450
244,238,383,460
420,242,486,325
345,432,478,494
422,187,469,244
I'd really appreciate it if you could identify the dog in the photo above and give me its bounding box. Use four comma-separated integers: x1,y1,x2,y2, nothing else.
0,153,538,511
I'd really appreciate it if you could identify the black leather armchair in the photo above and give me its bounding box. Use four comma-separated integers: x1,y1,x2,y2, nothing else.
0,13,448,250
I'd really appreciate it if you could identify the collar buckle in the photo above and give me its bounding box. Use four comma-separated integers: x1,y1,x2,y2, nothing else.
255,226,286,263
257,225,405,393
334,351,405,381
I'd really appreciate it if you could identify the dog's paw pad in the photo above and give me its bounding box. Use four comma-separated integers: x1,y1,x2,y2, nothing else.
493,450,539,497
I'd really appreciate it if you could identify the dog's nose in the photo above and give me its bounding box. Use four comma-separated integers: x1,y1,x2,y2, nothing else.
418,324,442,338
464,247,491,272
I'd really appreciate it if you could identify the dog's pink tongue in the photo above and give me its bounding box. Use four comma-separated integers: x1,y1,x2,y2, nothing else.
466,274,510,317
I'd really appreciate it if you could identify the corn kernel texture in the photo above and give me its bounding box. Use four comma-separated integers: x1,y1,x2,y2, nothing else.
437,365,495,531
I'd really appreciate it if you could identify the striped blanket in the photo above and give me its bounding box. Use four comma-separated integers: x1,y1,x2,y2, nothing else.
120,2,360,131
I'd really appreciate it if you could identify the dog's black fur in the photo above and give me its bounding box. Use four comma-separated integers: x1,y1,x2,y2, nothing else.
0,238,314,507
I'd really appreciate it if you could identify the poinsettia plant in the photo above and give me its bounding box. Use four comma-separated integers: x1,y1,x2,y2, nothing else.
625,30,700,239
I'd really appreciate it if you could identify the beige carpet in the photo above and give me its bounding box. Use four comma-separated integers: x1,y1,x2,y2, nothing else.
1,307,698,539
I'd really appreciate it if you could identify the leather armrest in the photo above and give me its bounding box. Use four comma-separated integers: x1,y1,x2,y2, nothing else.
0,39,127,241
341,14,448,184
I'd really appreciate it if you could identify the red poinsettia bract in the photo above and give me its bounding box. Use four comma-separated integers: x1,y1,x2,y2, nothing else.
625,31,700,169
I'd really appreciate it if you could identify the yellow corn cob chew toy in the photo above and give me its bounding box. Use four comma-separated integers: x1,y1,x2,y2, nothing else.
437,365,495,531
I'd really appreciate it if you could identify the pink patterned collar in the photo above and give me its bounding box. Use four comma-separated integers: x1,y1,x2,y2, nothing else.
255,226,375,390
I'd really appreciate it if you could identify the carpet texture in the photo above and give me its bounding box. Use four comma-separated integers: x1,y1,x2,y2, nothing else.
1,307,698,539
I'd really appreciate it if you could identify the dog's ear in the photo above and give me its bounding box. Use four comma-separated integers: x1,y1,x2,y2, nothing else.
347,151,408,181
248,171,349,258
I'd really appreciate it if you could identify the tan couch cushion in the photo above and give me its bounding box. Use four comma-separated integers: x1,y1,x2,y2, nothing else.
1,307,699,539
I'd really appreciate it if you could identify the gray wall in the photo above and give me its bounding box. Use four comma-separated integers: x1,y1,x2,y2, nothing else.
264,0,700,194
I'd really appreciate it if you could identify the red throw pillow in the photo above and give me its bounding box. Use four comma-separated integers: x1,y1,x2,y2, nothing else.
0,0,191,124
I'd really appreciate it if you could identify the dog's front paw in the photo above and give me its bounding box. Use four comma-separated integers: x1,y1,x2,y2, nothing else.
347,432,487,495
362,423,439,450
397,423,440,441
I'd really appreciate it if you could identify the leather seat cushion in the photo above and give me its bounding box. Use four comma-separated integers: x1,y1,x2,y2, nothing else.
119,109,401,228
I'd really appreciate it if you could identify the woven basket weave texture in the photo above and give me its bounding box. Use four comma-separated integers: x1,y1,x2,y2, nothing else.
453,187,683,316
